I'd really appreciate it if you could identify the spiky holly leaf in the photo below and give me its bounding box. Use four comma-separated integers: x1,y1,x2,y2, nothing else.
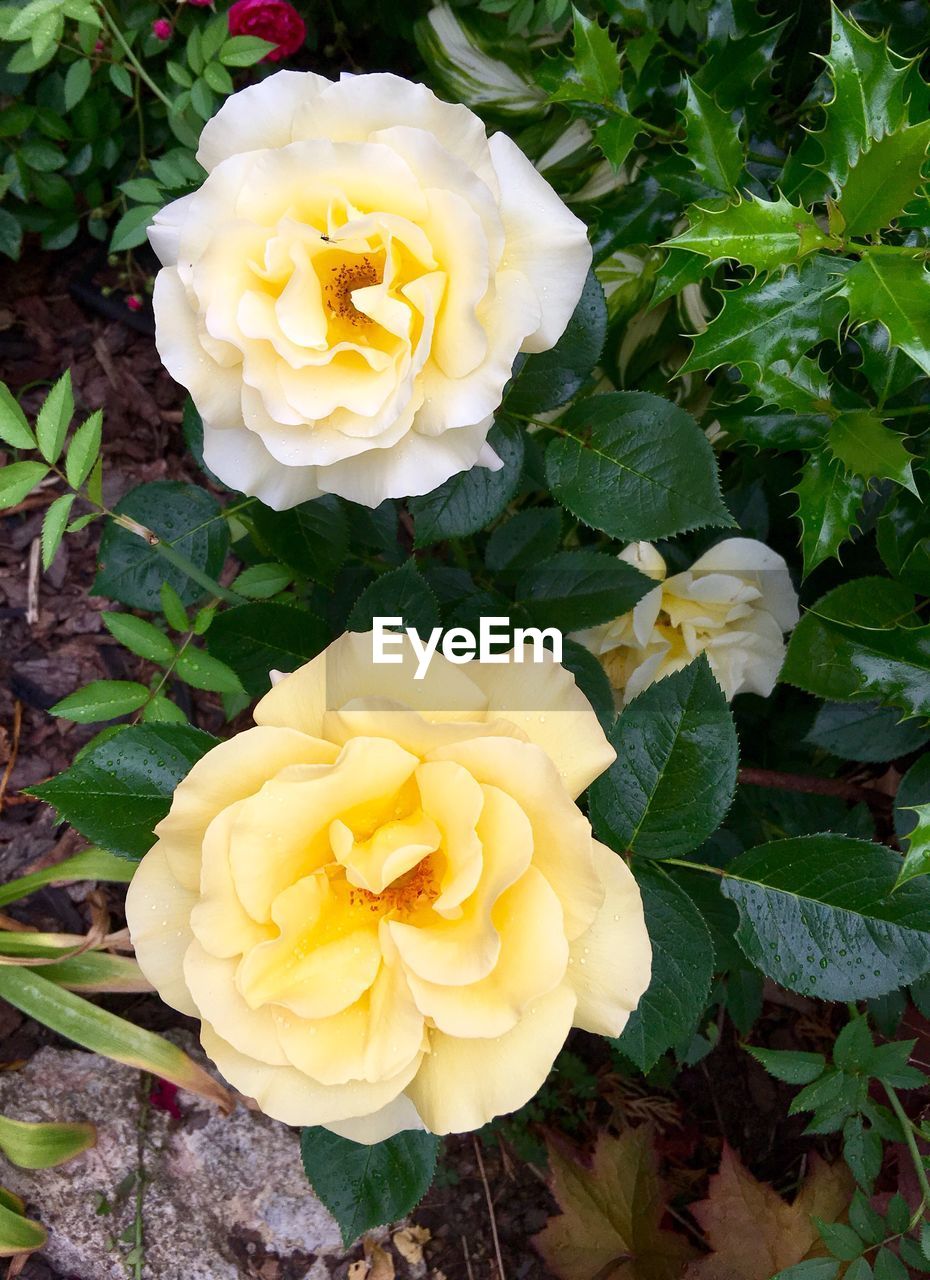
595,112,641,170
665,194,836,274
837,121,930,236
683,255,850,375
896,803,930,887
694,13,786,115
845,254,930,377
792,451,866,577
681,79,744,194
754,357,832,414
813,5,911,188
827,410,918,495
549,8,620,105
533,1128,696,1280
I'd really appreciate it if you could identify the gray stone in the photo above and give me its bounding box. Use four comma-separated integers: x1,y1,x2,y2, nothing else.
0,1037,354,1280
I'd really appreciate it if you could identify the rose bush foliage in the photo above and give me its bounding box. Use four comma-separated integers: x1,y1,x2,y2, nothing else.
4,0,930,1250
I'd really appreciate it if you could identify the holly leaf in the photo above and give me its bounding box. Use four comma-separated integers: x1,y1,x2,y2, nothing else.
684,1147,854,1280
827,410,917,494
683,256,850,375
682,79,744,193
845,254,930,378
896,803,930,887
665,194,835,274
837,121,930,236
533,1127,697,1280
596,112,642,170
812,4,912,188
549,8,620,105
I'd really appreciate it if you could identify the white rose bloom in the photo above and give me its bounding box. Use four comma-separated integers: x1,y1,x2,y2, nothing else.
149,71,592,510
575,538,800,705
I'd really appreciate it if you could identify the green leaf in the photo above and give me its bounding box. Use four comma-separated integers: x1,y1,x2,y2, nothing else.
94,481,229,610
206,603,329,696
837,122,930,235
845,255,930,378
546,391,732,540
895,802,930,886
807,701,929,764
0,382,35,449
160,581,191,632
203,60,233,95
589,656,738,859
754,357,832,415
348,563,440,635
218,34,276,66
681,78,743,193
0,1114,95,1169
0,208,23,261
792,452,865,577
684,255,851,376
877,475,930,593
101,612,176,665
745,1045,827,1084
0,846,134,908
232,562,294,599
63,57,91,110
109,204,161,252
650,248,709,308
174,647,244,694
118,178,164,204
827,411,917,495
410,421,523,547
594,112,641,170
0,966,229,1108
485,508,562,573
29,724,216,859
665,194,834,274
782,576,916,702
560,637,616,734
515,549,652,631
549,8,619,104
300,1128,439,1246
816,1220,864,1263
791,611,930,719
40,492,74,569
49,679,151,724
813,5,912,188
721,834,930,999
506,270,606,416
615,863,714,1073
64,408,102,488
251,494,348,588
35,369,72,463
0,1197,45,1255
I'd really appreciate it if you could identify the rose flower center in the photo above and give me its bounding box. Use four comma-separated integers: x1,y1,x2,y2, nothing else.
323,254,382,326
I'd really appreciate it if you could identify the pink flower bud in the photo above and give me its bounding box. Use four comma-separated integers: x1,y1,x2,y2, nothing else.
126,294,144,312
152,18,172,39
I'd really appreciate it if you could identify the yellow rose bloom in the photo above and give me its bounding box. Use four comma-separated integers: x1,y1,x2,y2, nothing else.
575,537,800,705
125,633,650,1142
148,71,592,510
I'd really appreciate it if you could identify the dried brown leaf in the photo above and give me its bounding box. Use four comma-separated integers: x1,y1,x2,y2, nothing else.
533,1126,697,1280
684,1147,854,1280
394,1225,431,1265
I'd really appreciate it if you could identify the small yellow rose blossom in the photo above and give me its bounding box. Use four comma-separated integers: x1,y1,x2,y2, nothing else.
125,633,651,1142
575,538,800,706
148,71,592,510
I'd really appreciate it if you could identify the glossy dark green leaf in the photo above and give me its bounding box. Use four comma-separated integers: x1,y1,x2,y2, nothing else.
94,481,229,610
546,392,732,540
746,1045,826,1084
206,603,330,696
837,121,930,235
515,549,652,630
681,79,743,193
792,451,866,577
807,701,929,763
827,411,917,494
348,563,440,635
484,507,562,573
30,725,216,859
722,834,930,999
589,657,738,859
250,494,348,587
845,254,930,378
666,194,833,273
410,420,524,547
684,255,851,375
506,271,606,415
50,679,150,724
615,863,715,1072
300,1127,439,1246
877,474,930,592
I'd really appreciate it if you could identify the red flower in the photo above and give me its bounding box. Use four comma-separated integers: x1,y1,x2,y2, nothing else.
227,0,306,62
152,18,172,39
125,294,144,312
149,1078,182,1119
